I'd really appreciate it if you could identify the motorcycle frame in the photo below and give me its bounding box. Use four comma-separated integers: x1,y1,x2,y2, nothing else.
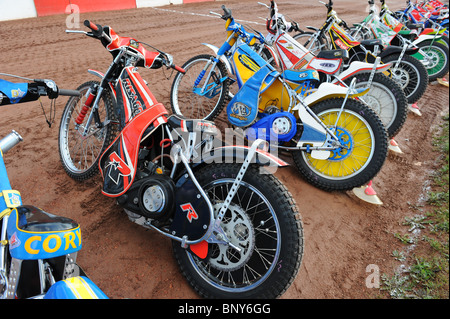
304,1,414,72
257,1,389,101
396,0,449,36
201,10,367,153
67,31,287,250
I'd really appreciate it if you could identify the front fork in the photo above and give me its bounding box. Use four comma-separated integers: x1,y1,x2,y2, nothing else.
75,84,104,137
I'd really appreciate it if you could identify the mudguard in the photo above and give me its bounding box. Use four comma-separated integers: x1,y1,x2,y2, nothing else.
201,43,234,75
380,45,419,58
300,82,367,106
199,145,289,167
412,34,443,46
7,205,81,260
44,276,108,299
263,44,281,67
334,60,391,81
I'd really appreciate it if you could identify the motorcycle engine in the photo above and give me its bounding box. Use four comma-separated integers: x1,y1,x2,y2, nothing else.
117,174,175,222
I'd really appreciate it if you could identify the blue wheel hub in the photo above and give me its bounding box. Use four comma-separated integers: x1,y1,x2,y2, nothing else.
329,127,353,161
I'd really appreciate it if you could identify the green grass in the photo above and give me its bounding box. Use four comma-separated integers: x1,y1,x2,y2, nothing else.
381,114,449,299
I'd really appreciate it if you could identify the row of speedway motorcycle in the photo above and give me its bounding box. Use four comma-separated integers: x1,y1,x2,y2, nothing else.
0,0,447,299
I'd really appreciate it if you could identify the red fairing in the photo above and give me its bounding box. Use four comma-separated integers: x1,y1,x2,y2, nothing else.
116,66,159,126
99,103,168,197
104,27,161,68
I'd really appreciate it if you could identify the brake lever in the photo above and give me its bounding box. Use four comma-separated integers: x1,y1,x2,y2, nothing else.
65,30,89,35
209,11,221,17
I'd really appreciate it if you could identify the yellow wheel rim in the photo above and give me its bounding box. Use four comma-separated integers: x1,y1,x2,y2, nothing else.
303,108,375,179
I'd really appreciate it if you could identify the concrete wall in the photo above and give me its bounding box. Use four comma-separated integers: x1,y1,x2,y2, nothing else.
0,0,212,21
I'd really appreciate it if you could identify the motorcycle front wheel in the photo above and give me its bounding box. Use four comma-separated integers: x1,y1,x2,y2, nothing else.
292,98,388,191
170,54,230,121
172,163,303,299
58,81,118,181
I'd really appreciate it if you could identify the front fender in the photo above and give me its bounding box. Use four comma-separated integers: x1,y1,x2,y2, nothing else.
87,69,104,79
201,43,234,75
264,44,281,68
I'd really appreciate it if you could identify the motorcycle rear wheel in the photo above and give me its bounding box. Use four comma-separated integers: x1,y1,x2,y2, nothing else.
292,98,388,191
382,54,429,104
413,40,449,81
172,163,303,299
58,81,118,181
170,54,230,121
293,31,328,55
345,72,408,138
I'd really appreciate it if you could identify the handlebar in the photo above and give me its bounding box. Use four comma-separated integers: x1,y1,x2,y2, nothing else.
68,20,185,74
172,64,186,74
1,75,80,106
83,19,105,39
58,89,81,97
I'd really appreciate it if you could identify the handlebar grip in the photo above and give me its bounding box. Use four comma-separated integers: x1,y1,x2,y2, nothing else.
173,65,186,74
58,89,81,97
84,19,99,31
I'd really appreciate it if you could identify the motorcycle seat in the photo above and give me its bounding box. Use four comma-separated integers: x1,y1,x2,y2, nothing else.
360,39,383,47
6,205,82,260
281,69,320,84
406,22,424,29
12,205,79,232
167,114,218,135
316,49,349,60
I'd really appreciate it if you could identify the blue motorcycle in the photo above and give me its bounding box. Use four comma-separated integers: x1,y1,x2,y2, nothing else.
0,75,108,299
170,6,389,192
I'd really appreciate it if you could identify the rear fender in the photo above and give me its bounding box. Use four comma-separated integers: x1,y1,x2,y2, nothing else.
334,60,391,81
299,82,368,107
197,145,288,168
412,34,442,46
380,45,419,57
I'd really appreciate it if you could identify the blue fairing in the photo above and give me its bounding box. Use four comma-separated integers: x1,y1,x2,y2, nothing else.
44,276,108,299
0,79,28,104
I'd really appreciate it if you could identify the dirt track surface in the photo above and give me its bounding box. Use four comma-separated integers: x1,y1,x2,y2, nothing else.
1,0,448,299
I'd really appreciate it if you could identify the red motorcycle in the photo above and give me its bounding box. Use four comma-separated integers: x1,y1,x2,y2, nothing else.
59,20,304,299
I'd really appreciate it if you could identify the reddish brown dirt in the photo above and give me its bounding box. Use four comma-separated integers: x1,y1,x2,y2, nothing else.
0,0,448,299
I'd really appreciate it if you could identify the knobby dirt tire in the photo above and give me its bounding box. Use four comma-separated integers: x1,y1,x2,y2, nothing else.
292,98,388,191
382,54,429,104
170,54,230,121
345,72,408,138
172,163,303,299
58,81,118,181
